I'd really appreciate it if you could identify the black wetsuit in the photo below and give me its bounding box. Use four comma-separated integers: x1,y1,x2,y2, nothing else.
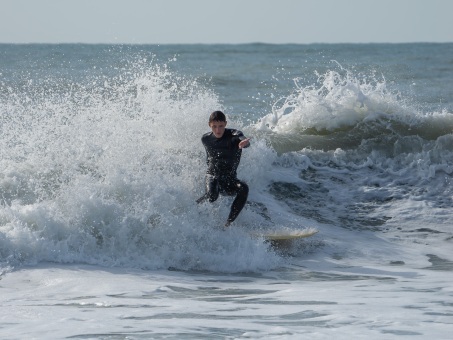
197,128,249,224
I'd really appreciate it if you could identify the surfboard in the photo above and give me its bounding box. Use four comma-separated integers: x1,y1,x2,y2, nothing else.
250,228,318,241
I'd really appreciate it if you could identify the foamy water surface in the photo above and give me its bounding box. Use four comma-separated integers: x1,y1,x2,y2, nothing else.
1,43,453,338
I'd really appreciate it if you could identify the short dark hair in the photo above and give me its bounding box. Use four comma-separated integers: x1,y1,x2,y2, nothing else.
209,110,226,123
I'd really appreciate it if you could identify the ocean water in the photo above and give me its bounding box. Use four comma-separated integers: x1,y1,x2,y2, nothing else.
1,43,453,339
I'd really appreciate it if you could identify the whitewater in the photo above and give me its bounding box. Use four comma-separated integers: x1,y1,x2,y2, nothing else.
1,43,453,339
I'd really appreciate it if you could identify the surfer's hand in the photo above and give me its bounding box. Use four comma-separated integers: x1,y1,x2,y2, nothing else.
239,138,251,149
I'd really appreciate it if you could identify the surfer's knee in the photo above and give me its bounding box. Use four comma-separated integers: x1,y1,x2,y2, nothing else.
207,191,219,202
237,181,249,197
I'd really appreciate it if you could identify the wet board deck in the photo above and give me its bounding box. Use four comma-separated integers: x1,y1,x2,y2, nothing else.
251,228,318,241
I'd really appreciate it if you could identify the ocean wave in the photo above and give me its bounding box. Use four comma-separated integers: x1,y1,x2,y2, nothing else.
1,51,452,273
253,67,453,154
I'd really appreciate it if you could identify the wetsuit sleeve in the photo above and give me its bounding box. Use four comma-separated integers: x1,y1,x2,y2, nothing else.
234,130,250,148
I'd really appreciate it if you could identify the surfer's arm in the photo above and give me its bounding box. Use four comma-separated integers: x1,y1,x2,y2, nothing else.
232,129,250,149
239,137,251,149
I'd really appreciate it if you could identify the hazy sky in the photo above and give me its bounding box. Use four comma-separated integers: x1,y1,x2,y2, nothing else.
1,0,452,44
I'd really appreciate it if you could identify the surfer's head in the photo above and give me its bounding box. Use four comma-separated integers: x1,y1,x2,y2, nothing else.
209,111,227,138
209,110,226,124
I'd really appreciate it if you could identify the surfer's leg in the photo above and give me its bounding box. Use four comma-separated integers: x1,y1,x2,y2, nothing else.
225,180,249,226
197,175,219,203
202,175,219,203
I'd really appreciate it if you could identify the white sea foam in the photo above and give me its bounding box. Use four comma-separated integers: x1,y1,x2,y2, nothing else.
0,61,301,273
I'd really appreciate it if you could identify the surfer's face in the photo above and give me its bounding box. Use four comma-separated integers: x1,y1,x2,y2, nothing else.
209,121,227,138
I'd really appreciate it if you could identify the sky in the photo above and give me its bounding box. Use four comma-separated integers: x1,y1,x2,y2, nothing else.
1,0,452,44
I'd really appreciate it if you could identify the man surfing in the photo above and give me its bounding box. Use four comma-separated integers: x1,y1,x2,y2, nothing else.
196,111,251,227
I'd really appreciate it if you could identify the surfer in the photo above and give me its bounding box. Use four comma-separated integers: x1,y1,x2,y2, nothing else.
197,111,251,227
